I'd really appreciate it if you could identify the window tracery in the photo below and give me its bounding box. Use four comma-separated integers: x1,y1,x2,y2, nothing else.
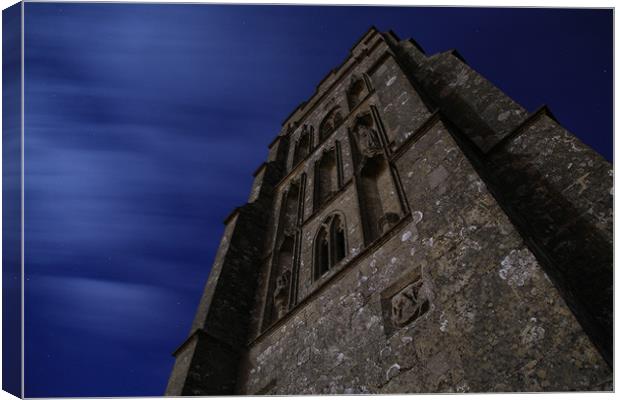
313,213,347,281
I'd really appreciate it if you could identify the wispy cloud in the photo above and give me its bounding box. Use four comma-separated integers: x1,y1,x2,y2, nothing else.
27,276,179,338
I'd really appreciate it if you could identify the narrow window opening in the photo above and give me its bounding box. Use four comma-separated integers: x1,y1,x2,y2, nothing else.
314,214,347,282
320,238,329,275
317,150,338,206
314,227,330,281
334,225,346,263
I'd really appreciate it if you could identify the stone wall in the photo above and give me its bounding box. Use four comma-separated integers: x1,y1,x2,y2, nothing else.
487,112,613,362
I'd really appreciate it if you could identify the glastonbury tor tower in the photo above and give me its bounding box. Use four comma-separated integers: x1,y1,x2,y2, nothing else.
166,27,613,394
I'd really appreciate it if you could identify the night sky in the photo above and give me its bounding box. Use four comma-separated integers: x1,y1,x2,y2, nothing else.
22,4,612,397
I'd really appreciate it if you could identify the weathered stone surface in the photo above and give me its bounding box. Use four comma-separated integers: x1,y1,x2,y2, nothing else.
166,27,612,395
487,113,613,363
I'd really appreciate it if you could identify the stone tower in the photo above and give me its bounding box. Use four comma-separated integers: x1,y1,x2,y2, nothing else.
165,27,613,394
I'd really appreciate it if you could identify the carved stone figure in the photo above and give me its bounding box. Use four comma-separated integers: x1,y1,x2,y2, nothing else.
355,122,382,158
391,278,431,327
273,270,291,320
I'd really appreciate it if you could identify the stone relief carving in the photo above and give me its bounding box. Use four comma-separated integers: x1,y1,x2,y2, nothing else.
381,261,435,334
273,269,291,320
356,124,382,157
391,278,430,327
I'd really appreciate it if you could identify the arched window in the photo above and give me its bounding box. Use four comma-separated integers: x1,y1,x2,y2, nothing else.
315,227,330,280
313,213,348,281
331,215,346,264
347,76,367,111
319,107,343,141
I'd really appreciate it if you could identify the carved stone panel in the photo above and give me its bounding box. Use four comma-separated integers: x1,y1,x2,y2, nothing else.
391,279,430,327
381,261,434,336
352,112,382,160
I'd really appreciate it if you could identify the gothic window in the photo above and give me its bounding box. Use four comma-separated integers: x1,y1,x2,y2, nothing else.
315,227,330,280
293,126,312,166
319,107,343,141
347,76,367,111
313,213,348,281
331,215,346,264
315,148,339,208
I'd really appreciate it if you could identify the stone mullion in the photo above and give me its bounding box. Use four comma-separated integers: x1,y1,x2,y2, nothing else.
369,104,391,157
362,72,374,92
388,161,410,215
288,230,302,310
335,140,343,189
369,104,409,217
289,173,305,307
312,160,320,213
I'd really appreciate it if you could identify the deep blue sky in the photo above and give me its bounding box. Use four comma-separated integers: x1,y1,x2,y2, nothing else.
3,3,22,397
23,4,612,397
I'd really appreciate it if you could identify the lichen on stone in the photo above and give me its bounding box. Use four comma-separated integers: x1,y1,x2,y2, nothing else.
498,249,538,287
